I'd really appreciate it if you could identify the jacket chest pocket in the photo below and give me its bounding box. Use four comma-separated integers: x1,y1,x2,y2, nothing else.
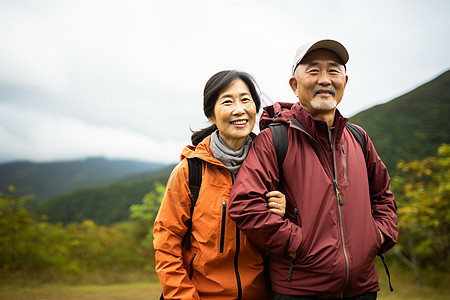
220,199,226,253
193,184,231,254
341,145,347,180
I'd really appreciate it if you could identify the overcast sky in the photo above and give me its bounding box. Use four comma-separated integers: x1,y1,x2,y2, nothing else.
0,0,449,164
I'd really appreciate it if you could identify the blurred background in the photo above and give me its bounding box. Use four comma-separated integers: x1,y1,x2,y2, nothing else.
0,0,449,164
0,0,449,299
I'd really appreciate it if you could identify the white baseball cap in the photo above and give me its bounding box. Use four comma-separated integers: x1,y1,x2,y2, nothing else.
292,39,349,75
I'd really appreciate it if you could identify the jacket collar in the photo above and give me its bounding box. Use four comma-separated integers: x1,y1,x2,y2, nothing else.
181,132,257,167
291,102,348,144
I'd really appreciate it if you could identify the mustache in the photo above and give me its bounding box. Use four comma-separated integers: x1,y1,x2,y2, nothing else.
313,86,336,96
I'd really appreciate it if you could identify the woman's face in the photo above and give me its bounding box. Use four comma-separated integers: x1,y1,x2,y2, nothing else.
209,79,256,151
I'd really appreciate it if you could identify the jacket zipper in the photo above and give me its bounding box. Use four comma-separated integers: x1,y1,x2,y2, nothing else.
290,120,350,291
329,131,350,298
189,253,196,280
230,174,242,300
341,145,347,180
220,200,226,253
234,224,242,300
287,207,299,281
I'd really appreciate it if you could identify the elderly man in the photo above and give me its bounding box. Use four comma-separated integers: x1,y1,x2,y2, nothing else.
228,39,398,299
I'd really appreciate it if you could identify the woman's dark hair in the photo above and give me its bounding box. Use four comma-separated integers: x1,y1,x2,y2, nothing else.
191,70,261,146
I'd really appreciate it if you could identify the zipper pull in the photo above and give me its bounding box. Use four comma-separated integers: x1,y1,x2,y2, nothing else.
329,130,333,151
287,254,296,281
333,179,343,205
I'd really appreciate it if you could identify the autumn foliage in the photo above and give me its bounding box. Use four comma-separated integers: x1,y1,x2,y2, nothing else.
391,144,450,284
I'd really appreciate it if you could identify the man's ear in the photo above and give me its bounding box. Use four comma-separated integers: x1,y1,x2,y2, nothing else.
289,77,298,96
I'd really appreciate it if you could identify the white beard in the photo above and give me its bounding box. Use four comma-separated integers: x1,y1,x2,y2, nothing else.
310,99,337,111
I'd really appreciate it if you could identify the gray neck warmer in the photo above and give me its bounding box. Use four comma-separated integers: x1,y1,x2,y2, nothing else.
209,130,252,178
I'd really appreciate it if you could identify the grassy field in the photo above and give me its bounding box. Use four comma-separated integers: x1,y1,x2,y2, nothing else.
0,282,162,300
1,266,449,300
377,278,450,299
1,280,449,300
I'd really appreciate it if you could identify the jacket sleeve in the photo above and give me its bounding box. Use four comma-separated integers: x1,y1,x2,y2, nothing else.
228,129,303,256
153,159,200,300
362,128,399,253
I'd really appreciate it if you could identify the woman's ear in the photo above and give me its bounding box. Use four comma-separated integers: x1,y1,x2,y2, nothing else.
208,116,216,125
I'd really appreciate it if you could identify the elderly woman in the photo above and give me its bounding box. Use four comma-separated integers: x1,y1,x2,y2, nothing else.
153,70,286,299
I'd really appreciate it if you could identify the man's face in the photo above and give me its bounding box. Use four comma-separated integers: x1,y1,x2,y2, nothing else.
289,49,348,116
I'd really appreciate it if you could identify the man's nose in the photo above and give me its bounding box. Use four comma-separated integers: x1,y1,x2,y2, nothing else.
318,71,331,85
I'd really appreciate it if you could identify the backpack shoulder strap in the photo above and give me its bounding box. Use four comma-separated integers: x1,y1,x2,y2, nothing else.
187,157,202,200
181,157,202,251
345,122,366,153
269,123,289,171
269,119,308,172
269,121,366,168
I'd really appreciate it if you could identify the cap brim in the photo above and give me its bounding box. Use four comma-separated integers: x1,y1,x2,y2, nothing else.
307,40,349,65
292,39,349,75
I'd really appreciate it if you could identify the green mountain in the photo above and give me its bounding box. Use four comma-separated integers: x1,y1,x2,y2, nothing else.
32,164,175,225
23,70,450,226
349,70,450,172
0,157,164,202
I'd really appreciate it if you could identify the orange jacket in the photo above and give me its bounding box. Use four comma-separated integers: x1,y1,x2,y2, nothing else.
153,136,269,300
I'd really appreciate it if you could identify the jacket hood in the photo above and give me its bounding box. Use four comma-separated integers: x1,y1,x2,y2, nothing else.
181,135,225,167
259,102,296,130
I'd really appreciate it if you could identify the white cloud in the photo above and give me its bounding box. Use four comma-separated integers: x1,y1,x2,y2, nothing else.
0,3,68,94
0,104,184,163
0,0,449,163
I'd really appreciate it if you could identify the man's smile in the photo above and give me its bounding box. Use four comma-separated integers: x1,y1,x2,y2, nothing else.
313,86,336,96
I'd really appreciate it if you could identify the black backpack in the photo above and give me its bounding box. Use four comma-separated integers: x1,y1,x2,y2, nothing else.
182,157,202,251
268,120,394,292
160,157,202,300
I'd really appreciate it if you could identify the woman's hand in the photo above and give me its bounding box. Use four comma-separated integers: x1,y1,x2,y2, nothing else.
266,191,286,217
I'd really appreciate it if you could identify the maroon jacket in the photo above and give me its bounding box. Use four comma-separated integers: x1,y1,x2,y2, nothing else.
228,102,398,298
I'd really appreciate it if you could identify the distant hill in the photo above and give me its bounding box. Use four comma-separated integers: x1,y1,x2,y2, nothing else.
11,71,450,225
350,70,450,172
32,163,175,225
0,157,165,202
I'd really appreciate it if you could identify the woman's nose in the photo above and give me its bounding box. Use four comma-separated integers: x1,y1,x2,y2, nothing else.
232,102,245,114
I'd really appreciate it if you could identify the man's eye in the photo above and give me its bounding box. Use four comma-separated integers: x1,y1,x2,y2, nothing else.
329,69,339,73
308,69,319,73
